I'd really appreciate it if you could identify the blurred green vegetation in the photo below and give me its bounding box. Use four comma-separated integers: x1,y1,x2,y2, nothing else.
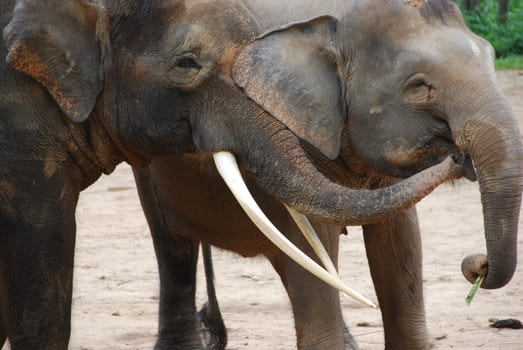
494,54,523,69
457,0,523,61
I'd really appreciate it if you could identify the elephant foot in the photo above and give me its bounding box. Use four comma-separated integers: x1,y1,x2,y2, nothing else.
154,340,205,350
343,325,360,350
198,302,227,350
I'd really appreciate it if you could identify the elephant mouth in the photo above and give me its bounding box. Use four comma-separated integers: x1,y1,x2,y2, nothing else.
419,135,479,181
453,153,477,182
392,143,477,182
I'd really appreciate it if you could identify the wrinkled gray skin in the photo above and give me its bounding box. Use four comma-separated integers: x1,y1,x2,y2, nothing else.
134,0,523,349
0,0,466,349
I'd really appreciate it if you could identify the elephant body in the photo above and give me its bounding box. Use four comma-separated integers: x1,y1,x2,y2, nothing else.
134,0,523,349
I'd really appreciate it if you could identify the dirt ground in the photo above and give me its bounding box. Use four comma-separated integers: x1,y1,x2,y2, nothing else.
3,71,523,350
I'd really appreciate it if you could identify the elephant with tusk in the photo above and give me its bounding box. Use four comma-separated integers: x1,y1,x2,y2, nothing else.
133,0,523,349
0,0,463,348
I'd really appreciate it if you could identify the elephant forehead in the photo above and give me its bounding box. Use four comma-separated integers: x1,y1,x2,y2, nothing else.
181,0,258,40
468,38,481,57
423,29,488,58
167,16,255,53
389,28,491,74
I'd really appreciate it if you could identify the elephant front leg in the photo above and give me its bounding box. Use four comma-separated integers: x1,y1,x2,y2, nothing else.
0,218,76,349
362,207,431,350
134,168,204,350
152,233,203,350
270,221,355,350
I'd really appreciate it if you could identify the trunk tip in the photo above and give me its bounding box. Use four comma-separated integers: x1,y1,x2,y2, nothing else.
461,253,516,289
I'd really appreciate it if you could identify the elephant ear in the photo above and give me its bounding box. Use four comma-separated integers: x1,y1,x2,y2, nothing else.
233,16,344,160
3,0,103,122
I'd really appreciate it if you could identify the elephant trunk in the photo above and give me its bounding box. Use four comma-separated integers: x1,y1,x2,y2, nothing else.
243,123,463,226
458,97,523,289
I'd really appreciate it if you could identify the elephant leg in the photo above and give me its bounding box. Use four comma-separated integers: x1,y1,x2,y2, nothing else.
270,221,354,350
0,211,76,349
362,207,431,350
134,169,204,350
198,243,227,350
153,232,202,350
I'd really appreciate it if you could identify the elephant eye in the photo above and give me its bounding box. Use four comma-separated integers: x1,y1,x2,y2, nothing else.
411,79,427,88
175,57,202,70
405,73,432,91
403,73,437,103
168,53,208,89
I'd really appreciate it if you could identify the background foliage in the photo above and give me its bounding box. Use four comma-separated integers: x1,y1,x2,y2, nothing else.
457,0,523,58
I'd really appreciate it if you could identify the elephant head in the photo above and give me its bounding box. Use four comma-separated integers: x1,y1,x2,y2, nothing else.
232,0,523,290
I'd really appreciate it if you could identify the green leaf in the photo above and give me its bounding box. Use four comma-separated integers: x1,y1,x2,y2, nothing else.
465,275,485,306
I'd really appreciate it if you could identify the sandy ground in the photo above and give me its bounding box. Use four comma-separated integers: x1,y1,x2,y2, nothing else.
3,71,523,350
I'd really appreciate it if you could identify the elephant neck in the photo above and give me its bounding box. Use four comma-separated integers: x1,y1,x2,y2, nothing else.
64,111,127,190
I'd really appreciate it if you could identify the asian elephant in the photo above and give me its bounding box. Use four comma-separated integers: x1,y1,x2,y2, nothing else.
133,0,523,349
0,0,463,348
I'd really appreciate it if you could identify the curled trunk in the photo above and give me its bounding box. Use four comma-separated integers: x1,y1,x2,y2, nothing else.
460,106,523,289
242,126,463,226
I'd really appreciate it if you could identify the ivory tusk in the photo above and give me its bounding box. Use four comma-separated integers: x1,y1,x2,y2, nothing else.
285,205,355,300
284,205,339,276
213,151,376,308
